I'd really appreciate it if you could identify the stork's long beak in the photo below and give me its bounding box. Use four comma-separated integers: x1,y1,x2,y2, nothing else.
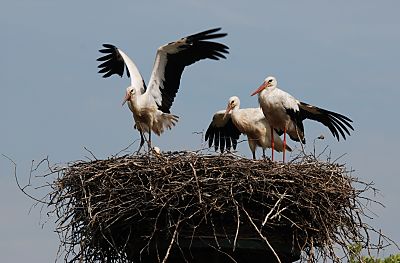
251,82,267,96
224,104,232,119
122,90,131,106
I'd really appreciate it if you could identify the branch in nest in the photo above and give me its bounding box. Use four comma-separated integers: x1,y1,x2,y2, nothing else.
17,151,395,263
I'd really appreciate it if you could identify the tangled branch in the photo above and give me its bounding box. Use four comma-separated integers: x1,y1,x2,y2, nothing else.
35,151,390,262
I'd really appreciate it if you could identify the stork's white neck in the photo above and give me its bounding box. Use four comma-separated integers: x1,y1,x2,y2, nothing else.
230,105,241,121
260,85,277,99
127,93,139,114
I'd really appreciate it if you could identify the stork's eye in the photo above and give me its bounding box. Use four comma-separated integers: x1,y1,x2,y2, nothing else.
268,79,273,83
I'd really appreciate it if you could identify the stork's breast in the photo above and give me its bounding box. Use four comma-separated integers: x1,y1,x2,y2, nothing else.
262,106,290,129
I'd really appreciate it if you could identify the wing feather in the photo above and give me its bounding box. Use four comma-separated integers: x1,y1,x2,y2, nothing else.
205,111,241,153
148,28,229,113
97,44,146,93
298,102,354,141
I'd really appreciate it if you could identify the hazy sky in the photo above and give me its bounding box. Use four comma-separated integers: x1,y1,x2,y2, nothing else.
1,1,400,261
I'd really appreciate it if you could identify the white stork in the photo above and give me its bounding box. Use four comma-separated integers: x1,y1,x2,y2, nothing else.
251,76,354,162
205,96,290,160
97,28,229,152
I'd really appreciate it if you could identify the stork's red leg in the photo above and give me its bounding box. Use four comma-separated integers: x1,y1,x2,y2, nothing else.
283,127,287,163
271,126,274,161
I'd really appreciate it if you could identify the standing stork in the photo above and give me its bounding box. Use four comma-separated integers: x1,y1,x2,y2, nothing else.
97,28,229,152
251,76,353,162
205,96,290,160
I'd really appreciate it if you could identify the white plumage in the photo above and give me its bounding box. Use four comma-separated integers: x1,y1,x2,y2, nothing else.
251,76,353,162
97,28,229,152
205,96,290,160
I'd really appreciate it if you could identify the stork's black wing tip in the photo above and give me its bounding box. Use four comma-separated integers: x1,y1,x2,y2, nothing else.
96,43,128,79
203,27,222,34
204,27,227,37
187,27,228,41
102,43,116,49
98,44,115,53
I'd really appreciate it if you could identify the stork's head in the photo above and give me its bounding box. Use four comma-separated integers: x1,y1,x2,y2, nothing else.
224,96,240,118
250,76,277,96
122,86,136,106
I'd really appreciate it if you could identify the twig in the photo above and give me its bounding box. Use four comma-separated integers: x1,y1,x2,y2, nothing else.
162,218,181,263
262,190,288,226
2,154,50,204
190,163,203,204
241,204,282,263
83,147,97,161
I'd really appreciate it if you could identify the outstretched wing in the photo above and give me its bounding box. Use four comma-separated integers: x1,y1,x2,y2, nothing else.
97,44,146,93
148,28,229,113
298,102,354,141
205,110,242,153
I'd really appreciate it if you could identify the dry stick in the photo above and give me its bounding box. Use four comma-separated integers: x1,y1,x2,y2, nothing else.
121,226,133,257
83,147,98,161
112,140,138,158
190,163,202,204
140,202,170,256
2,154,50,204
230,186,240,252
79,174,93,220
210,215,221,249
239,202,282,263
262,190,288,226
100,229,124,260
205,242,239,263
29,157,48,185
269,206,288,221
161,218,181,263
172,232,190,263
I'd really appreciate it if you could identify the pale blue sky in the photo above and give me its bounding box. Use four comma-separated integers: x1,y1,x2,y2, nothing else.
1,1,400,262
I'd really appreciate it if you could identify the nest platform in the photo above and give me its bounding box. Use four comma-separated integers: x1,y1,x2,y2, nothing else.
49,151,374,263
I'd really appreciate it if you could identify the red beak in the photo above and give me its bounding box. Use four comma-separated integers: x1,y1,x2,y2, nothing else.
122,90,131,106
224,104,232,119
250,82,267,96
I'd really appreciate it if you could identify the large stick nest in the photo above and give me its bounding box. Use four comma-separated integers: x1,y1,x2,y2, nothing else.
47,152,382,262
